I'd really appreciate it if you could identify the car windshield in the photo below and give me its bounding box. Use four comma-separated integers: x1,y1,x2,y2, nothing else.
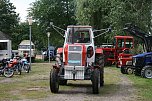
67,28,91,44
19,45,34,49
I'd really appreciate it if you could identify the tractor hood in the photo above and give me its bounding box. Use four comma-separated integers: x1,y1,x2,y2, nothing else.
133,52,152,58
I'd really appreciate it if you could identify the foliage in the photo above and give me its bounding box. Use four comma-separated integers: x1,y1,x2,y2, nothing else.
28,0,76,49
1,0,152,51
75,0,152,44
12,22,48,50
0,0,19,35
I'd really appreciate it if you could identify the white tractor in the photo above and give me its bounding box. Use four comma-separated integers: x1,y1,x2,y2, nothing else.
50,25,110,94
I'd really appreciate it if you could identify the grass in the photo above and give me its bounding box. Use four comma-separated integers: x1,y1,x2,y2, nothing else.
100,66,120,95
126,74,152,101
112,66,152,101
2,64,152,101
0,63,51,100
0,64,122,100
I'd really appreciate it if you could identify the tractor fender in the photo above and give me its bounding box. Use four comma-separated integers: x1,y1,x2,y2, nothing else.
95,48,103,54
57,48,63,54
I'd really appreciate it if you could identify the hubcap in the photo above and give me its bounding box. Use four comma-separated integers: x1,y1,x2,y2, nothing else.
127,67,133,74
145,69,152,78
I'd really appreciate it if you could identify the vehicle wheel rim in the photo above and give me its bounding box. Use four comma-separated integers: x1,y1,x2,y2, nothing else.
127,68,133,74
4,69,13,77
145,69,152,78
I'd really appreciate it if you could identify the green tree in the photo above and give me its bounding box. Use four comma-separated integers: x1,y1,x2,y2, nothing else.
75,0,152,44
11,22,47,50
0,0,19,35
29,0,76,48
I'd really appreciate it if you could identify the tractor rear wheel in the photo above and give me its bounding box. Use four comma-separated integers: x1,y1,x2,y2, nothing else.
95,54,104,67
141,65,152,78
92,68,100,94
50,69,59,93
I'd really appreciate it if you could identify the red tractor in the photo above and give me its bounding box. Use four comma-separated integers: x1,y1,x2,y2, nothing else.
98,36,134,67
49,25,110,94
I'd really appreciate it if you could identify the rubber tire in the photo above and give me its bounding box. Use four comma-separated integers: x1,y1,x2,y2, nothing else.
100,68,104,86
59,80,67,85
95,54,104,67
141,65,152,78
15,65,22,75
18,65,22,75
24,64,30,73
134,68,141,76
50,69,59,93
92,68,100,94
126,66,133,75
121,67,127,74
3,68,14,78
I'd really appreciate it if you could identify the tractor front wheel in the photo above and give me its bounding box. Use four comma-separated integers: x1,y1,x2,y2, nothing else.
126,66,133,75
92,68,100,94
100,68,104,86
120,66,127,74
59,80,67,85
50,69,59,93
141,65,152,78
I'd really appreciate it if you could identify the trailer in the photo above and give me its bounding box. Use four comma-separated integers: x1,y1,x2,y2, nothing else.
0,40,12,60
0,31,12,61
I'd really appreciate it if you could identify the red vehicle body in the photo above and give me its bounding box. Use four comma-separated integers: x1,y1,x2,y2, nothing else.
117,49,133,68
99,36,134,67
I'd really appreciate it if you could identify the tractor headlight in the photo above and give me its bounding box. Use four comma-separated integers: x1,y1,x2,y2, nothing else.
133,58,136,66
87,46,94,58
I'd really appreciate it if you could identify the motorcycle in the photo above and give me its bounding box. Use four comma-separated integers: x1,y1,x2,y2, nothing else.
21,58,30,73
0,59,14,78
8,57,22,75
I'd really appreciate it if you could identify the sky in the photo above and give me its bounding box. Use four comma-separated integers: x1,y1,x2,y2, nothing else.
10,0,36,22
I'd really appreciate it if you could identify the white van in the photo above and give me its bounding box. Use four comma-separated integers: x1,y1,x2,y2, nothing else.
18,40,36,61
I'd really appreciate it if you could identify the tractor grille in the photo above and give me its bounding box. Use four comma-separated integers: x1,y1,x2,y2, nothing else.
68,53,82,66
68,46,82,66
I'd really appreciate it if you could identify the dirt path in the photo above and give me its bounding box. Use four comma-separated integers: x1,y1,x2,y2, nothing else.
38,68,136,101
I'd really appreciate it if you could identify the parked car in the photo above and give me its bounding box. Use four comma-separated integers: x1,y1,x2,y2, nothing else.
42,46,56,61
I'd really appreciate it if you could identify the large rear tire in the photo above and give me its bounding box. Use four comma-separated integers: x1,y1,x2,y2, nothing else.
95,54,104,67
92,68,100,94
50,69,59,93
141,65,152,78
